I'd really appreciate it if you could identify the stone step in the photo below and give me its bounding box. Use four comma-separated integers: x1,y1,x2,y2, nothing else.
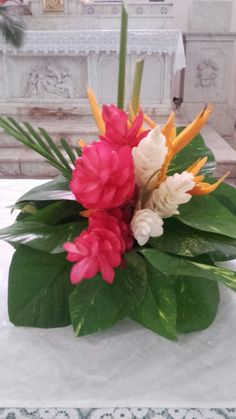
0,114,187,148
0,115,98,148
0,119,236,183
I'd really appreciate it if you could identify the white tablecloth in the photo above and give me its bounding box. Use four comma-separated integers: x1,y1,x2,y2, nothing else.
0,180,236,409
1,30,186,74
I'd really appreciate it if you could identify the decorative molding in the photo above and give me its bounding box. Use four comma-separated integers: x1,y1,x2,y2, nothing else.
43,0,64,12
196,58,219,88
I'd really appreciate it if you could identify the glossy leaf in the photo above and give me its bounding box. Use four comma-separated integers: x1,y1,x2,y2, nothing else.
214,181,236,214
16,176,75,203
23,200,84,225
175,276,219,333
131,262,177,341
168,130,216,176
0,220,86,254
150,218,236,261
70,275,118,337
141,249,236,292
70,253,147,337
177,194,236,239
8,246,73,328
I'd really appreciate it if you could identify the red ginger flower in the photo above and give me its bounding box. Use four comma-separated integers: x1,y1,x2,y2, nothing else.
100,104,149,149
89,209,134,253
64,210,133,284
70,142,135,210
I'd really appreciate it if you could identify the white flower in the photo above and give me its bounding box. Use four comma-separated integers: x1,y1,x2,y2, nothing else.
131,208,164,246
132,126,168,188
147,171,195,218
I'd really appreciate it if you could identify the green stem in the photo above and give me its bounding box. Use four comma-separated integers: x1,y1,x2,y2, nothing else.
130,59,144,116
117,2,128,109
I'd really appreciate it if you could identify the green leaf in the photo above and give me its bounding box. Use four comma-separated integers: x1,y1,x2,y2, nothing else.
16,176,74,203
117,2,128,109
141,249,236,292
8,246,73,328
150,218,236,261
177,194,236,239
111,252,147,319
70,252,147,337
23,200,84,225
168,130,216,176
131,262,177,341
214,181,236,214
175,276,219,333
0,7,25,48
130,59,144,115
70,275,118,337
0,220,86,254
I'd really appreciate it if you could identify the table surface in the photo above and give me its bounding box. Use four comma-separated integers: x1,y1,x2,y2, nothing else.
1,180,236,409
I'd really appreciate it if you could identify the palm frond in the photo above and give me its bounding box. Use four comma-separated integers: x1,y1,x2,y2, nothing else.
0,5,25,48
0,116,80,179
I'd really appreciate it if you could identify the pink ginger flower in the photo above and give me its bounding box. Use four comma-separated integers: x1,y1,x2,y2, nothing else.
100,104,149,149
64,211,132,284
89,209,134,253
70,142,135,209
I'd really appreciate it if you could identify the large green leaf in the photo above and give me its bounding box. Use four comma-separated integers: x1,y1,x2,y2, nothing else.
70,252,147,337
150,218,236,261
131,262,177,340
8,246,73,328
70,275,118,337
16,176,75,203
141,249,236,292
214,181,236,214
0,220,86,254
21,200,84,225
111,252,147,319
168,129,216,176
175,276,219,333
177,194,236,239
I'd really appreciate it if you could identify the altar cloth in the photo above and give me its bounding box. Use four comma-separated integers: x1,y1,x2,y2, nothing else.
0,180,236,409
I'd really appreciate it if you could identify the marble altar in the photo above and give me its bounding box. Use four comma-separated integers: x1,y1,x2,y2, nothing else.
0,29,185,116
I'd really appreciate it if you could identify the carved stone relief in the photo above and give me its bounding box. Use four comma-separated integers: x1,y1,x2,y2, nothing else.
196,58,219,88
23,63,73,98
43,0,64,12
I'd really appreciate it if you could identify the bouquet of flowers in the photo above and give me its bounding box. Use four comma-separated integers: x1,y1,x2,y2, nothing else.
1,4,236,341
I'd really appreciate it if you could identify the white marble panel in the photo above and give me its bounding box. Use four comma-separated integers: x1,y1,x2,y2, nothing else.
188,1,232,33
184,43,232,103
0,54,6,100
5,56,88,101
97,53,131,104
140,55,163,104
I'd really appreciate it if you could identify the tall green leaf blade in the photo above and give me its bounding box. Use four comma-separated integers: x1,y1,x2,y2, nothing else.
131,262,177,341
117,2,128,109
150,218,236,261
175,276,219,333
141,249,236,292
130,59,144,115
8,246,73,328
16,176,74,203
177,194,236,239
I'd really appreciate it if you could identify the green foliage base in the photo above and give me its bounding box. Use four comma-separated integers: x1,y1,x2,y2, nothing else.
1,133,236,340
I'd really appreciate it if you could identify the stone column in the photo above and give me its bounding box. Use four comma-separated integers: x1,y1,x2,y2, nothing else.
182,0,236,136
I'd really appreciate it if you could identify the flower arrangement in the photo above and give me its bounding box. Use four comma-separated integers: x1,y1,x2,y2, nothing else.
1,4,236,341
